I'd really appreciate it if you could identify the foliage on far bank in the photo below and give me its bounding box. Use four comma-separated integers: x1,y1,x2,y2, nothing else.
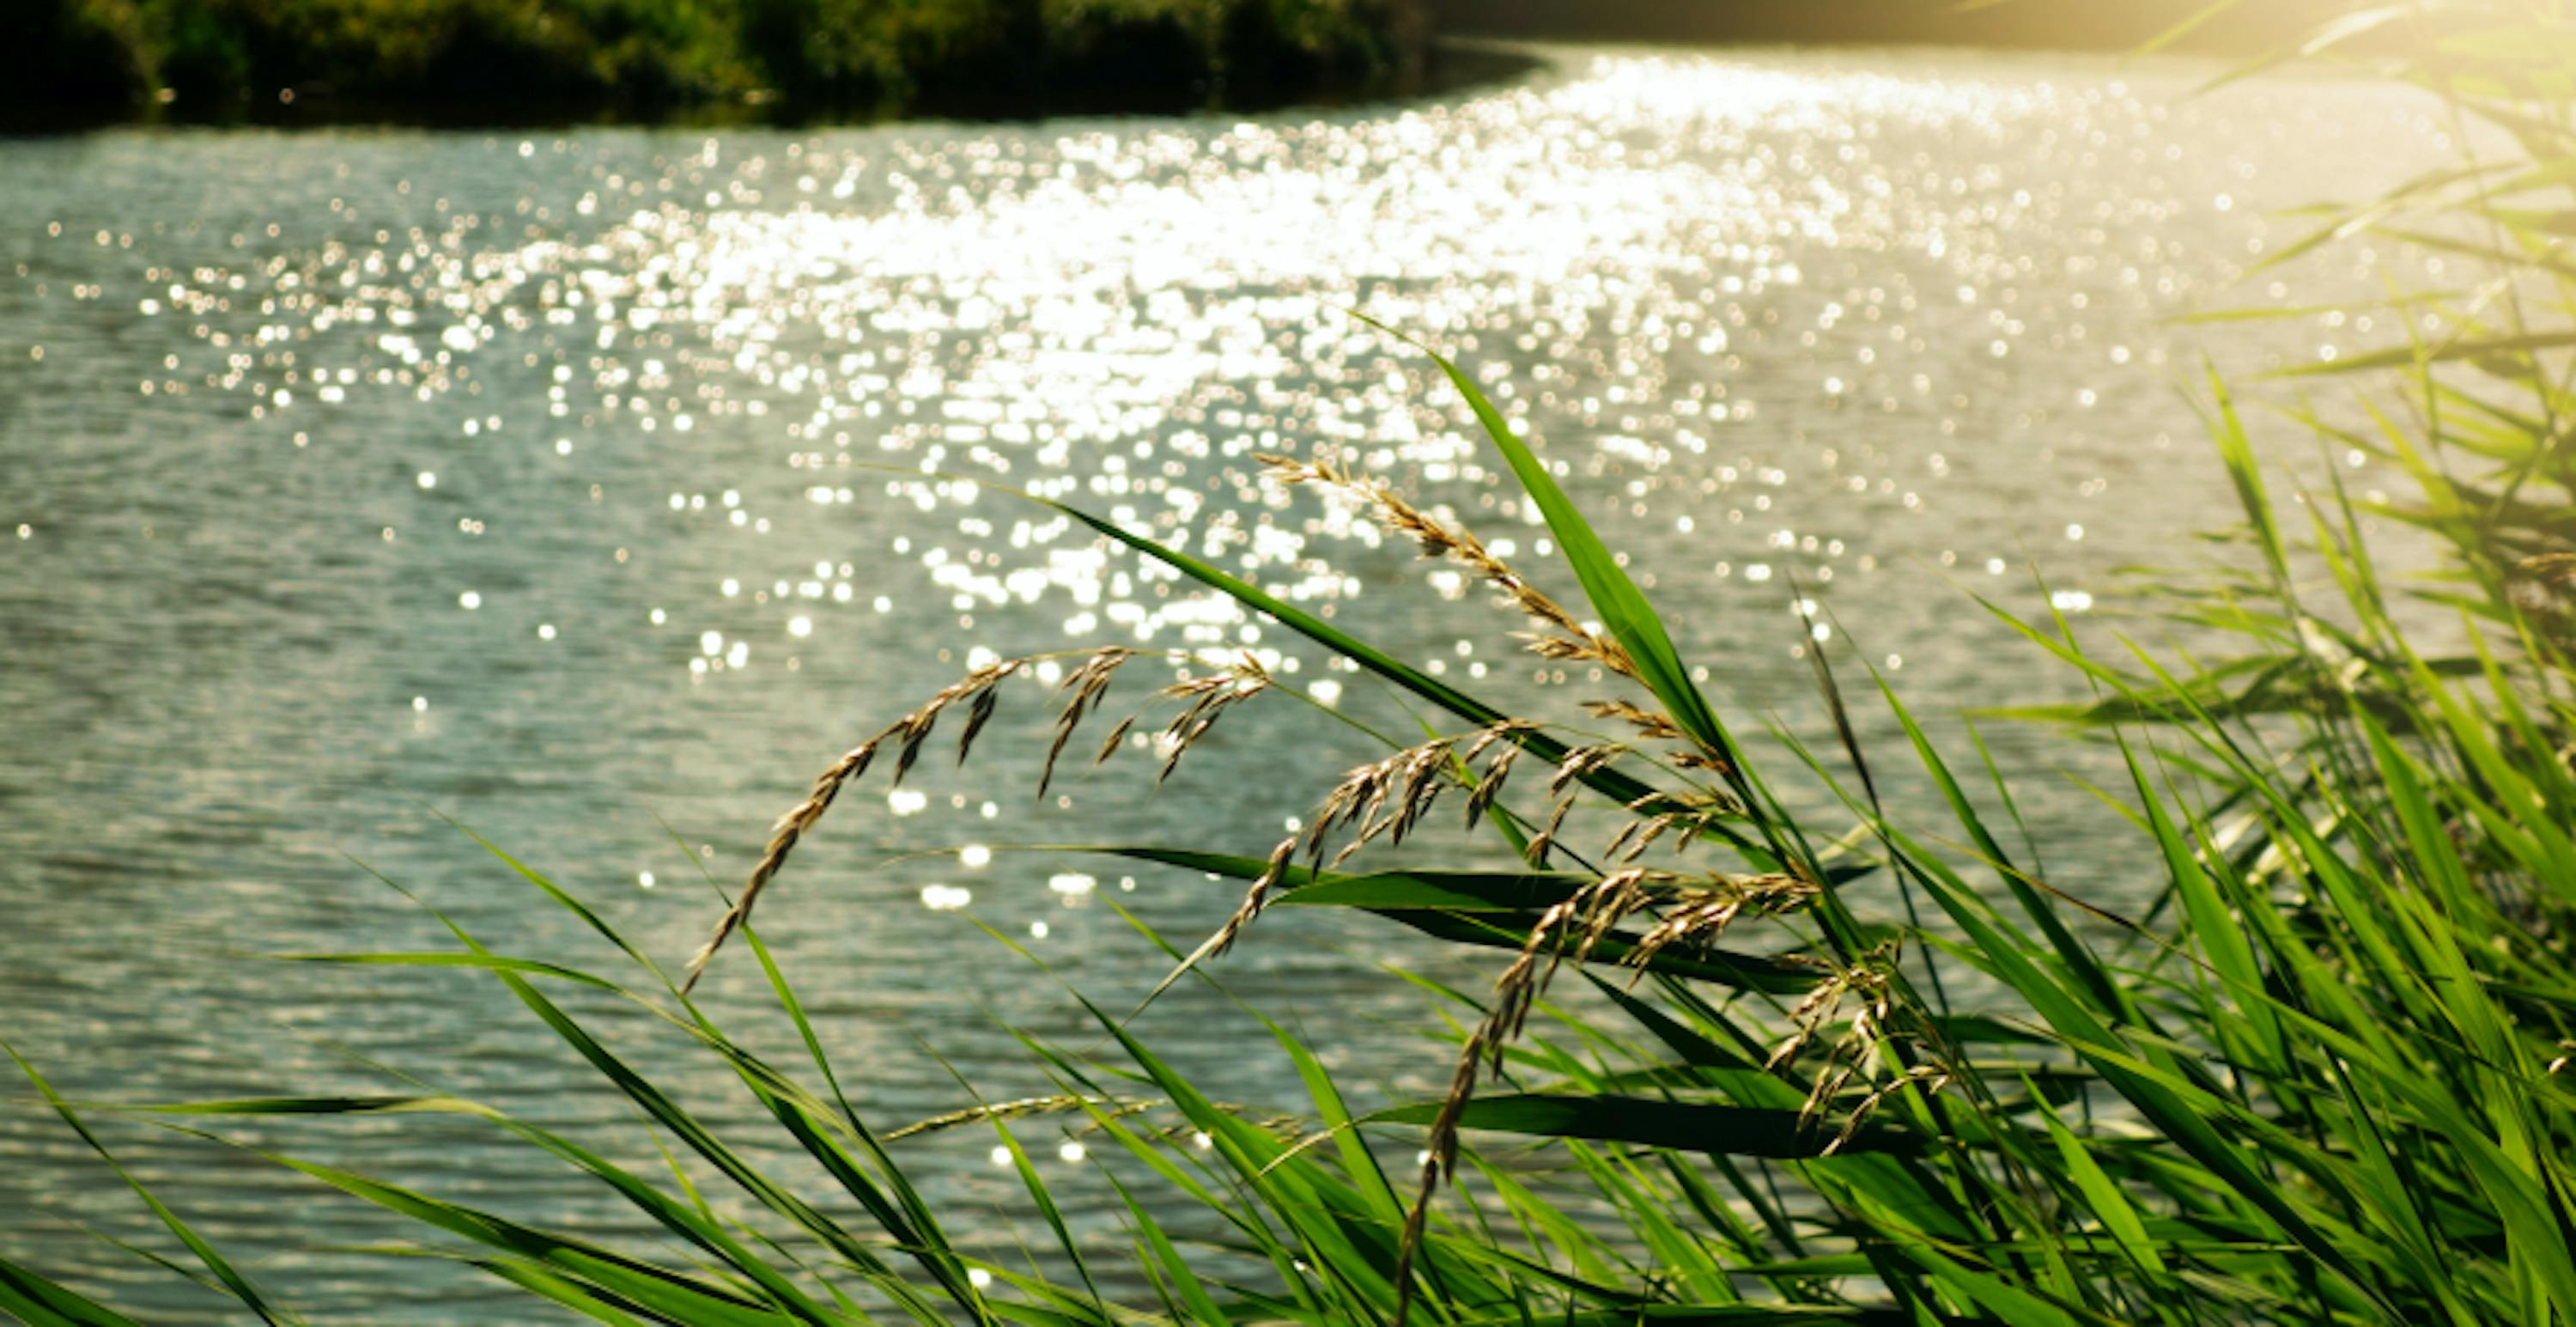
3,0,1428,122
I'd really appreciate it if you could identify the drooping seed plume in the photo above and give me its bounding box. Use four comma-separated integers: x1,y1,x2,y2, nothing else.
1040,647,1137,797
687,644,1292,992
1258,452,1641,680
1202,720,1533,964
1385,860,1831,1325
683,654,1042,992
1152,654,1275,783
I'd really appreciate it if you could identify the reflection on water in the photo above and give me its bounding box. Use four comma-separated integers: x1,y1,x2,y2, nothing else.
0,45,2444,1321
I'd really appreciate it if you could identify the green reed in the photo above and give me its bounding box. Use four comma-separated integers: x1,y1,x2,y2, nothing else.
8,2,2576,1324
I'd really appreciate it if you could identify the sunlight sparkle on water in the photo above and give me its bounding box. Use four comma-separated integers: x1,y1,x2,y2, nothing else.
11,48,2433,722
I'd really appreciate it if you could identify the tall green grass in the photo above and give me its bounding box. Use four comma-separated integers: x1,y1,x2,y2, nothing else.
9,2,2576,1324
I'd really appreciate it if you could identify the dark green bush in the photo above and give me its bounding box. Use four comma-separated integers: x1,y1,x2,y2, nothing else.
3,0,1423,119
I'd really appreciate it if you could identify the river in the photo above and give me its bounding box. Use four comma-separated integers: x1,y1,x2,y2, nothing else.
0,43,2449,1321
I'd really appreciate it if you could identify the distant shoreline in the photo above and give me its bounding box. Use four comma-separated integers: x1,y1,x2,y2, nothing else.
0,0,2367,137
1431,0,2345,57
4,0,1458,135
0,42,1546,136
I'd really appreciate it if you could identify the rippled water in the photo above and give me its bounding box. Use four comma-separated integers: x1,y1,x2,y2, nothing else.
0,44,2449,1321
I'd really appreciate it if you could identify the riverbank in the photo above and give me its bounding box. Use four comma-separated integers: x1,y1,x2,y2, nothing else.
5,0,1433,129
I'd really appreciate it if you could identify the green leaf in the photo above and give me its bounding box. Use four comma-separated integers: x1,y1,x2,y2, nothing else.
2270,330,2576,378
1097,845,1821,992
0,1255,149,1327
1367,1093,1923,1158
3,1043,297,1324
